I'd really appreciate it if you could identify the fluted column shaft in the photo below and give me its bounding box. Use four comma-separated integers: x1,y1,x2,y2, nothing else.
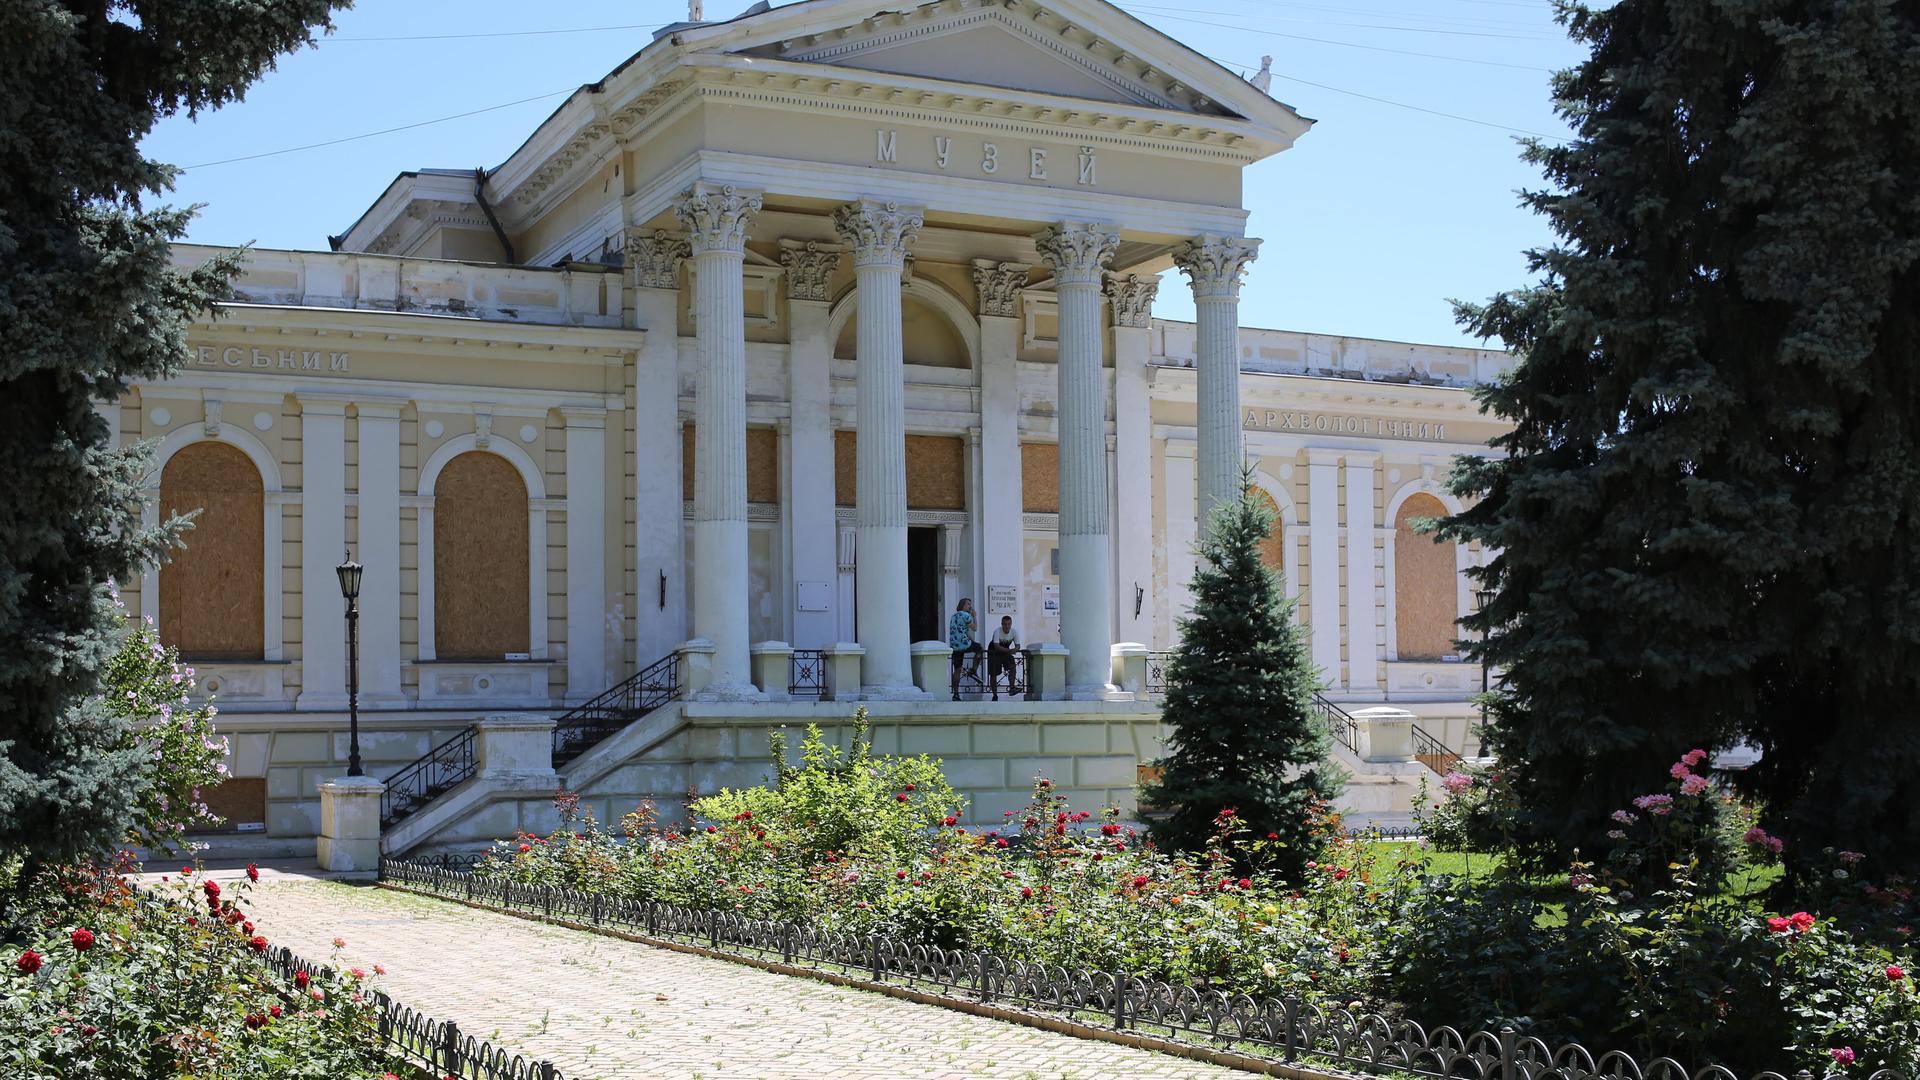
835,200,923,696
1174,236,1262,526
1036,222,1121,696
677,183,763,696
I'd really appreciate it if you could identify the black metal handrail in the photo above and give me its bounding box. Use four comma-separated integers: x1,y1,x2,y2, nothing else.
1413,723,1463,776
382,859,1880,1080
789,649,827,699
954,647,1029,701
381,726,477,828
1144,651,1173,695
1313,692,1360,754
551,651,681,768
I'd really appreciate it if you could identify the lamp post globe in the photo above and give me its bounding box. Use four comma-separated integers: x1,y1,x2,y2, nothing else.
337,551,364,778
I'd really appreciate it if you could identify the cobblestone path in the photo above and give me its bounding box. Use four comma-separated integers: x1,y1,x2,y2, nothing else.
239,878,1251,1080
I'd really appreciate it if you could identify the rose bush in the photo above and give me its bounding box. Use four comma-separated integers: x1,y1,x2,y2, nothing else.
0,859,403,1078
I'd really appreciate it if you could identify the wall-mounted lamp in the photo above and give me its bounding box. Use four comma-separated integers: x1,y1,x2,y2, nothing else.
659,569,668,610
1133,583,1144,619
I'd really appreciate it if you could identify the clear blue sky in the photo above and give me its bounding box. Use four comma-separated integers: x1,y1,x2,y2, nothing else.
141,0,1587,349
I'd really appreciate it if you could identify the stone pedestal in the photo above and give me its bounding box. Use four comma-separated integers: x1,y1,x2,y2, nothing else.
1026,643,1071,701
1352,706,1417,763
678,639,717,698
821,642,865,702
1110,642,1150,698
750,641,795,701
474,714,557,779
909,640,954,697
316,775,385,873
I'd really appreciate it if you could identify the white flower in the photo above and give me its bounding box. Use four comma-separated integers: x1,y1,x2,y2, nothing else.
1261,960,1277,978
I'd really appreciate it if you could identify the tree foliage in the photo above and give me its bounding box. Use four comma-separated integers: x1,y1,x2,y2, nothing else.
0,0,344,867
1439,0,1920,880
1144,477,1341,877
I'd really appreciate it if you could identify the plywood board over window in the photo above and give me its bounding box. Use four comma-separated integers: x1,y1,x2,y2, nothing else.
832,432,967,509
1394,492,1457,660
681,424,779,504
1250,488,1286,574
1020,442,1059,513
434,451,530,660
159,441,264,660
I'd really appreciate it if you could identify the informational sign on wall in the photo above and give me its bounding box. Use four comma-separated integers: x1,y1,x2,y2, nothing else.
1041,585,1060,615
987,585,1018,616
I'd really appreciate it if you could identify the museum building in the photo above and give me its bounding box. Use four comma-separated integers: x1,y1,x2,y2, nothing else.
114,0,1511,852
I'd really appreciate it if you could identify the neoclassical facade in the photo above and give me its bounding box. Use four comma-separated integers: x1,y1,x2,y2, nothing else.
116,0,1509,841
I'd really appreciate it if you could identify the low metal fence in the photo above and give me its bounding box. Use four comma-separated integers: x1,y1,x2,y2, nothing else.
380,859,1869,1080
954,648,1029,700
1144,651,1173,695
789,649,828,699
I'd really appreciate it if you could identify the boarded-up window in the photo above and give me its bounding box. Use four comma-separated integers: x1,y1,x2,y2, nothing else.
681,424,778,504
434,452,530,660
159,442,265,660
1020,443,1058,513
1250,488,1286,575
1394,493,1457,660
832,432,968,509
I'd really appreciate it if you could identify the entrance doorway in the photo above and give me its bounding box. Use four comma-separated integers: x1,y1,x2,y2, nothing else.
907,526,942,644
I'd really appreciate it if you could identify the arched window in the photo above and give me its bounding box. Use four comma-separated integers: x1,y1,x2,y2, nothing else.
159,442,265,660
1249,488,1287,575
1394,492,1458,660
433,451,530,660
834,295,972,368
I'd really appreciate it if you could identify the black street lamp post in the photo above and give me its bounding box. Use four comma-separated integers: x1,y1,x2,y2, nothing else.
337,551,364,778
1474,588,1494,759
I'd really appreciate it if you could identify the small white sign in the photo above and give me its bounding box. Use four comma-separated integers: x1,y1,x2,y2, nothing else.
797,580,833,612
1042,585,1060,614
503,652,531,661
987,585,1018,616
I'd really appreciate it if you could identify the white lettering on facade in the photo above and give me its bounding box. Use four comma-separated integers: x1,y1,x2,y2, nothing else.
222,347,244,367
1243,408,1446,443
869,129,1096,186
188,343,349,374
302,351,324,370
934,136,951,169
981,142,998,173
251,348,271,368
876,129,897,163
1078,147,1097,185
1029,147,1047,180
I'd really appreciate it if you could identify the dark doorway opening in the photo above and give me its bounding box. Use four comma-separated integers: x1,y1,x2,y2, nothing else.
907,526,942,644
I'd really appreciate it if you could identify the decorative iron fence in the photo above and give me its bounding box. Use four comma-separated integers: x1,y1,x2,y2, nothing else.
789,649,827,699
551,651,681,768
954,648,1029,701
381,859,1880,1080
1413,724,1463,777
264,942,567,1079
381,726,478,828
1144,651,1173,695
1314,692,1360,755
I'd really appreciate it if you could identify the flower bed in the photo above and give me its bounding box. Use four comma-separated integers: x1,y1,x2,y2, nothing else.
467,723,1919,1076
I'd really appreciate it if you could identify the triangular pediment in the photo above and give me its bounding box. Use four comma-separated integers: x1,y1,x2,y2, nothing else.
744,4,1191,111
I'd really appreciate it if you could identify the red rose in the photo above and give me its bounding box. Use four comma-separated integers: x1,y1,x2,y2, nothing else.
186,917,198,928
896,793,909,802
1266,832,1279,840
246,864,260,883
293,971,310,988
1333,868,1350,881
706,825,717,834
81,1025,97,1036
242,922,254,935
244,1012,267,1030
203,880,221,900
1237,878,1251,890
180,865,192,876
1767,916,1791,933
69,928,95,952
249,935,268,952
1131,875,1150,889
943,815,958,826
517,844,532,853
1020,886,1033,899
15,949,43,975
1789,911,1816,932
1889,965,1906,981
270,1005,282,1018
896,870,907,880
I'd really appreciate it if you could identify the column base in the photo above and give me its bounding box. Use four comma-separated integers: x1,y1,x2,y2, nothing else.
689,682,766,704
1066,683,1135,702
860,684,928,702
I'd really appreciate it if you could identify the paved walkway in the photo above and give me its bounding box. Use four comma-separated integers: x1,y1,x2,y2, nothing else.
236,877,1252,1080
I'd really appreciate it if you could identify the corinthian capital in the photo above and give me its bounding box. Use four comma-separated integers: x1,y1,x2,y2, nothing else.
832,200,923,269
673,182,763,256
1033,222,1121,285
971,260,1031,318
1173,235,1261,300
779,241,842,302
624,229,690,290
1104,273,1160,329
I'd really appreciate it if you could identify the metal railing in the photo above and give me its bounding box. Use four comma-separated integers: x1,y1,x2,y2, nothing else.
382,859,1881,1080
1413,724,1463,777
1144,651,1173,695
264,942,567,1079
1314,692,1360,755
381,726,478,828
551,651,681,768
789,649,827,699
954,648,1029,700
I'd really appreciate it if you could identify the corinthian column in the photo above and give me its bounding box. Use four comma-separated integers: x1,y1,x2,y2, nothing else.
1035,222,1122,698
1173,235,1261,526
834,199,923,697
675,182,762,697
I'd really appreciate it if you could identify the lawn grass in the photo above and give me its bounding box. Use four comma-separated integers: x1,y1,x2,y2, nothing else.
1363,840,1786,908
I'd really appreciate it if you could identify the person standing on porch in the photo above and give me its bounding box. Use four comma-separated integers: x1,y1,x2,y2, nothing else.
987,615,1020,700
949,597,983,700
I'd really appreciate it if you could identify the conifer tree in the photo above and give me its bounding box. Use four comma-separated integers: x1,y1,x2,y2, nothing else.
1440,0,1920,878
1143,476,1341,877
0,0,343,868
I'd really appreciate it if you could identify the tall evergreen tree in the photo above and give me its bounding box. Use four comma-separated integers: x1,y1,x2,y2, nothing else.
1440,0,1920,878
0,0,344,868
1143,477,1341,877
